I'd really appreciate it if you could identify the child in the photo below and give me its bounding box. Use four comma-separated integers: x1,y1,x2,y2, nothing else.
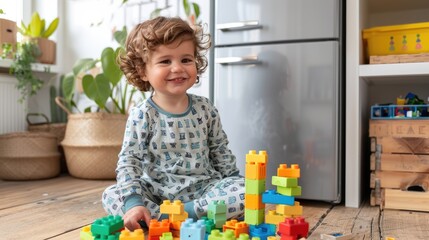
102,16,245,230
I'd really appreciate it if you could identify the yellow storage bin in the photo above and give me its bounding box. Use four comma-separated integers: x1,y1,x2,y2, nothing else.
363,22,429,56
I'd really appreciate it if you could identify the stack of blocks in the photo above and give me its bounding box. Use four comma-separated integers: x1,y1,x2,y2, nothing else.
80,215,145,240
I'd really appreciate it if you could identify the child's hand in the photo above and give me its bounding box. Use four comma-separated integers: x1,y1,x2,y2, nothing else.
123,206,152,230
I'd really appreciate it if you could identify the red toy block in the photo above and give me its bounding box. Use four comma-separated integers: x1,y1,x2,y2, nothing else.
245,161,266,180
277,164,300,178
278,217,309,239
245,150,268,164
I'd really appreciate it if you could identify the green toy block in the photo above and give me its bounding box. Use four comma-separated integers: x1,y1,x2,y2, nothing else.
244,209,264,225
272,176,298,188
208,200,227,214
245,179,266,194
237,233,250,240
208,229,236,240
91,215,124,236
160,232,174,240
277,186,302,196
80,225,94,240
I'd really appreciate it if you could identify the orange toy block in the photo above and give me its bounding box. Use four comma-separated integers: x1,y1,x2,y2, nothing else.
245,150,268,164
245,162,266,180
265,210,286,225
169,221,182,231
244,193,265,210
120,229,145,240
223,219,249,238
148,219,170,238
277,164,300,178
276,202,303,216
160,200,184,215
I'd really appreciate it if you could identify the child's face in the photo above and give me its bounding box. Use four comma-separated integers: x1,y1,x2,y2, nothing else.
142,38,198,98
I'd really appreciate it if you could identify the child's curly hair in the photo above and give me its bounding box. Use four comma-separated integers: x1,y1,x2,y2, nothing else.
119,16,211,92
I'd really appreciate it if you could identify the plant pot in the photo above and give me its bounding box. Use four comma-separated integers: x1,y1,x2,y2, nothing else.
37,38,56,64
61,112,127,179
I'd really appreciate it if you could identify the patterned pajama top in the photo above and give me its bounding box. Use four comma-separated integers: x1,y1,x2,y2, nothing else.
116,94,239,210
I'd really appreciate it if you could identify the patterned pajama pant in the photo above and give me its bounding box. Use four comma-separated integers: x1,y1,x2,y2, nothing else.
102,176,245,221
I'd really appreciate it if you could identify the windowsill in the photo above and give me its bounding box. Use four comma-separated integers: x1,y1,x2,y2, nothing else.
0,59,61,74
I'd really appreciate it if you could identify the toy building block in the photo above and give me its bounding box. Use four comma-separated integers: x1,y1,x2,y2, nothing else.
91,215,124,236
245,179,266,195
277,164,300,178
180,219,206,240
245,193,265,210
200,217,216,234
244,208,265,225
208,229,236,240
267,237,277,240
320,232,353,240
208,200,227,214
262,190,295,205
169,211,188,222
278,217,309,239
246,150,268,164
277,186,302,197
160,200,185,215
148,219,170,238
159,232,173,240
385,237,395,240
119,229,145,240
223,219,249,237
276,202,303,217
265,210,286,225
249,224,276,240
245,162,267,180
169,220,182,231
272,176,298,188
80,225,94,240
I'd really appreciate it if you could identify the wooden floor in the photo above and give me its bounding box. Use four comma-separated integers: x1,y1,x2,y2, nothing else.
1,175,428,240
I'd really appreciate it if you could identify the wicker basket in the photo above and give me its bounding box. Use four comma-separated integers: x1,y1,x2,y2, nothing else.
0,132,61,180
61,112,127,179
27,113,66,145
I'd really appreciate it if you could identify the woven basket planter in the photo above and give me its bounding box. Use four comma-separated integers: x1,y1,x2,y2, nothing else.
61,112,127,179
0,132,61,180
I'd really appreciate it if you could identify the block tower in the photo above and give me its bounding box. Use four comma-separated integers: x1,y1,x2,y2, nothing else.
244,150,268,225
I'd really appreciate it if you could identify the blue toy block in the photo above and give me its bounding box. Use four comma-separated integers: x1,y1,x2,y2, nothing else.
180,218,206,240
262,190,294,205
249,224,276,240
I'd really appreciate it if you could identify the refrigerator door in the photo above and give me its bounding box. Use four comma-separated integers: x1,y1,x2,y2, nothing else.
215,0,340,46
214,41,340,201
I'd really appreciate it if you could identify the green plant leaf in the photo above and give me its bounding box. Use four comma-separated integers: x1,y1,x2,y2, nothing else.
183,0,191,16
113,26,127,47
42,17,59,38
29,12,42,37
192,3,200,19
150,8,162,19
72,58,98,76
62,73,76,102
82,74,111,109
101,47,122,87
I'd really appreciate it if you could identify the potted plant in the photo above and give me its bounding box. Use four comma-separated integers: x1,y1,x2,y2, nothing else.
57,27,144,180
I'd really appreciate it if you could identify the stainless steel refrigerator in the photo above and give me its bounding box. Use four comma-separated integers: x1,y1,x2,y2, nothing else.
211,0,343,202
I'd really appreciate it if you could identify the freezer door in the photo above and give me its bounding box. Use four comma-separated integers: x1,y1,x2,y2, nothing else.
214,41,340,201
215,0,340,45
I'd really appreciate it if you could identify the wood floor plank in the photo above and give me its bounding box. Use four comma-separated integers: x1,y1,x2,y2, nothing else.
0,175,114,209
381,209,429,240
0,185,109,240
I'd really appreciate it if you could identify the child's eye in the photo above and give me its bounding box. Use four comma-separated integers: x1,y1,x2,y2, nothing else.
182,58,194,63
159,60,171,64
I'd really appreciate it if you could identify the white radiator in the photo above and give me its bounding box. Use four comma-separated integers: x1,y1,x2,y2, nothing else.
0,75,27,134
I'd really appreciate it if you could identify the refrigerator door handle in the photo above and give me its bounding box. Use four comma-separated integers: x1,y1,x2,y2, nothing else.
215,56,261,65
216,21,262,31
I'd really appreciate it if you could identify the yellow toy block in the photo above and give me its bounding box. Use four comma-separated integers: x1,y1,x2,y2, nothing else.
265,210,286,225
267,237,278,240
80,225,94,240
245,162,266,180
276,202,303,216
120,228,145,240
160,200,184,215
246,150,268,164
244,193,265,210
277,164,300,178
169,211,188,222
